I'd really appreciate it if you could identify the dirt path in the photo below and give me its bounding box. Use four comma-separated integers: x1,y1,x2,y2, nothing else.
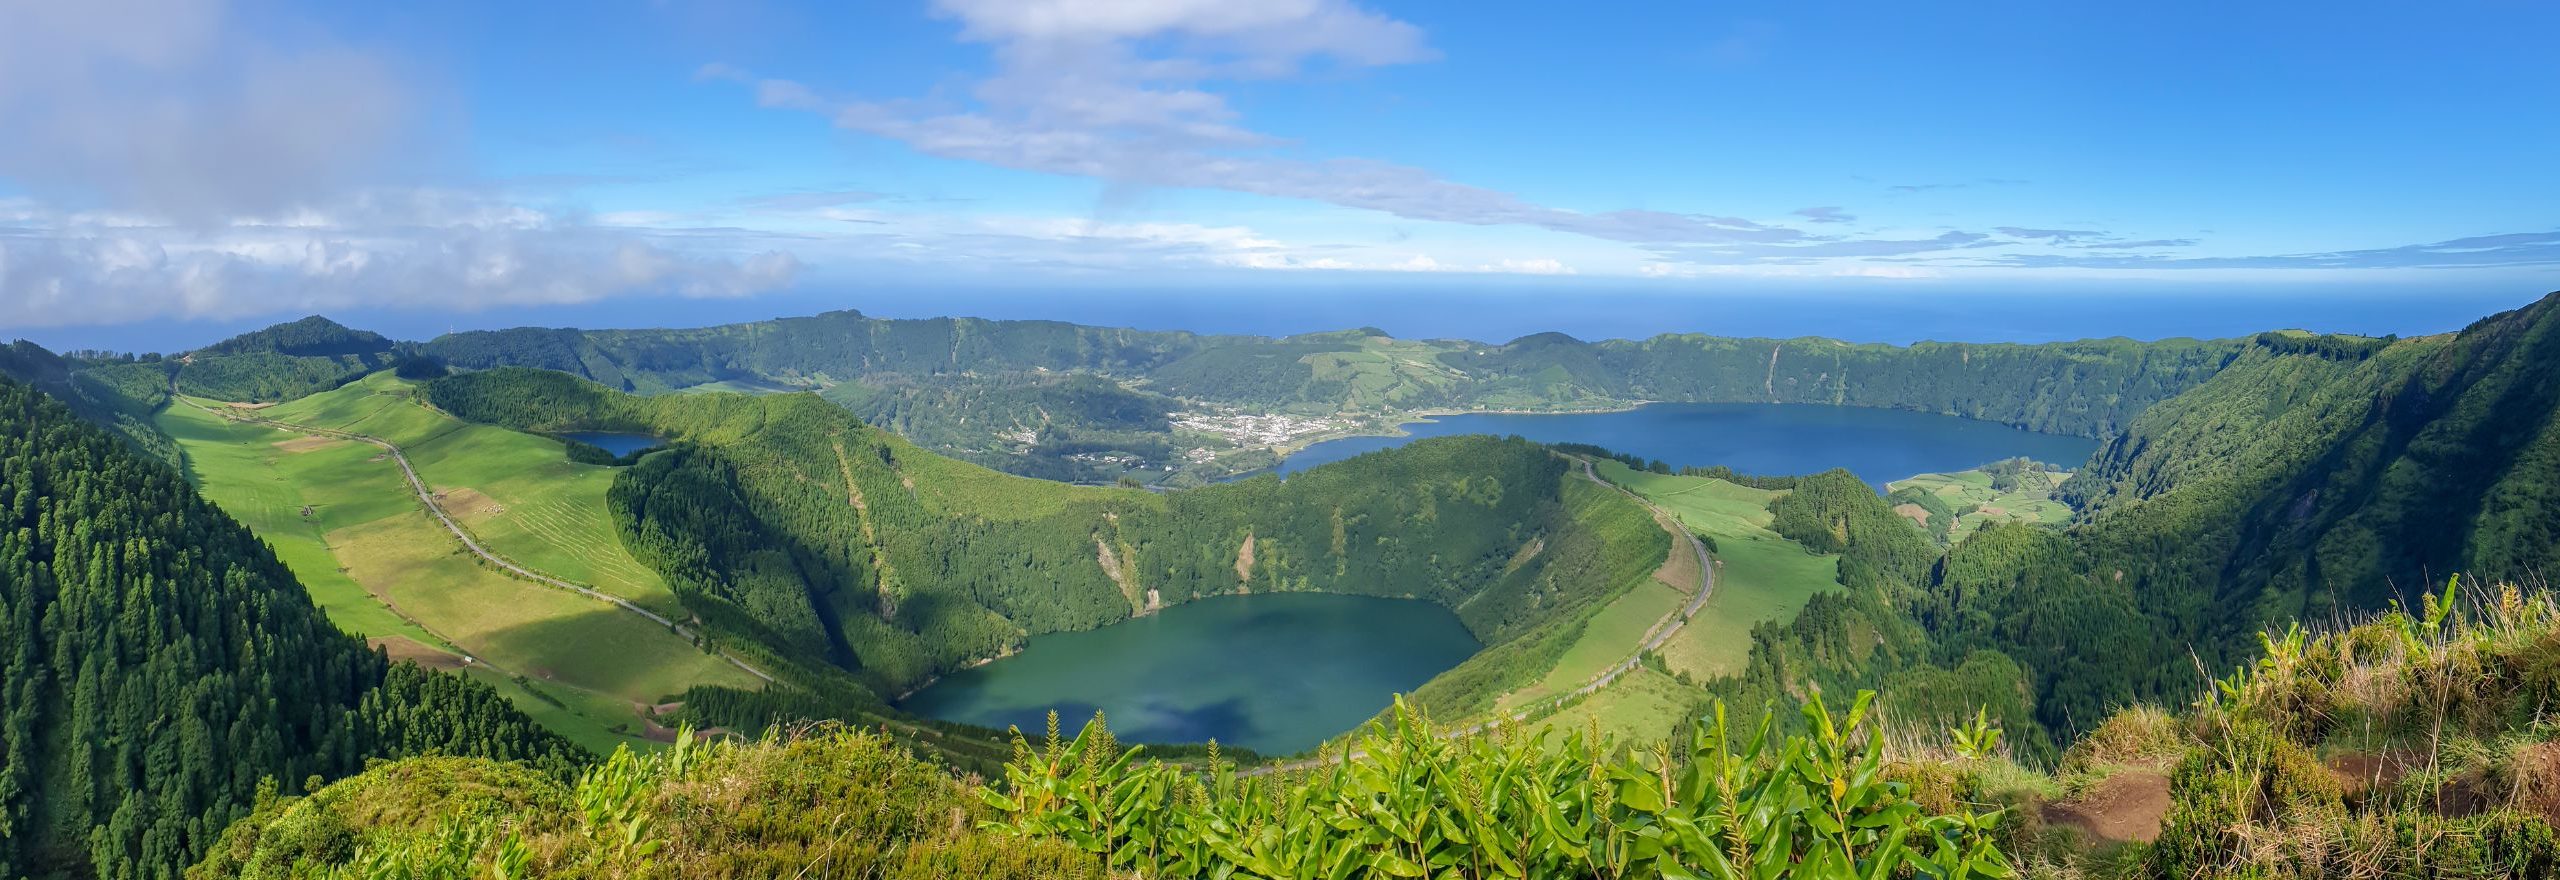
2042,770,2171,844
1243,455,1713,777
178,393,776,685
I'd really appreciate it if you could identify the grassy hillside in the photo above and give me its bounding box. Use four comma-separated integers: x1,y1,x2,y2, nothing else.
1591,460,1844,679
159,374,762,753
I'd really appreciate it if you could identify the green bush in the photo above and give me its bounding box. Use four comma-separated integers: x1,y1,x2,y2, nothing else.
986,690,2014,879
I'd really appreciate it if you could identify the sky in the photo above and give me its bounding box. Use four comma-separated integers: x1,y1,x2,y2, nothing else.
1,0,2556,349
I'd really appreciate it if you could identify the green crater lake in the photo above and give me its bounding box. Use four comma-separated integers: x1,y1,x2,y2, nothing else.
899,593,1480,755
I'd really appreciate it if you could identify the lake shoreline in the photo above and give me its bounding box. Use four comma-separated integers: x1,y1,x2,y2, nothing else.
1270,402,2103,488
896,592,1480,755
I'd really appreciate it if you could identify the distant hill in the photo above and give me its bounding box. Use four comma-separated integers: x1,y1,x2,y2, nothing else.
198,314,394,357
414,309,2247,482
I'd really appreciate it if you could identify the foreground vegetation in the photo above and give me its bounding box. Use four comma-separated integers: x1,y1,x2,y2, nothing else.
190,582,2560,878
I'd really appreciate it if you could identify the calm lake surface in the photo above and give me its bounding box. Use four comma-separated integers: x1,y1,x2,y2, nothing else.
899,593,1479,755
1280,403,2101,486
558,431,666,457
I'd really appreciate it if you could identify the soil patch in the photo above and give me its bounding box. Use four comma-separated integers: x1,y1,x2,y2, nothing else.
1097,537,1144,613
2042,769,2170,844
369,635,467,670
1891,503,1932,527
1645,507,1701,592
272,435,343,454
438,487,504,521
2327,751,2415,804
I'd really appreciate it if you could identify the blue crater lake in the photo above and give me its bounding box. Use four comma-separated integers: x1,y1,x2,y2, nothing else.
558,431,667,457
1280,403,2101,487
899,593,1480,755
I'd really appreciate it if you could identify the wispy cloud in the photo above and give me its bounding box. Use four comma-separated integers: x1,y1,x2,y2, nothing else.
1981,230,2560,270
1994,226,2108,244
0,0,804,327
707,0,2010,262
1888,178,2029,194
737,189,890,211
1648,231,2000,264
2079,238,2198,249
0,194,800,328
0,0,425,221
1793,206,1856,224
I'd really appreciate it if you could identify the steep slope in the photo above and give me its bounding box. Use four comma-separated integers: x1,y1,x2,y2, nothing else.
2061,295,2560,622
423,368,1671,720
1732,292,2560,745
0,341,179,463
0,376,583,880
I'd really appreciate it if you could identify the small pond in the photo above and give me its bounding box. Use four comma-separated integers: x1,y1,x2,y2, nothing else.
558,431,667,457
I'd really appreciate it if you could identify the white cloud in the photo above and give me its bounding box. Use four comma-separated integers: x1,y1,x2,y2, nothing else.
709,2,1884,251
1483,258,1575,275
0,0,423,220
0,0,808,327
0,195,801,328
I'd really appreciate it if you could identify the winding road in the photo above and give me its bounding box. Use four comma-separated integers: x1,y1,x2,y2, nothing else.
1242,455,1714,776
182,395,777,685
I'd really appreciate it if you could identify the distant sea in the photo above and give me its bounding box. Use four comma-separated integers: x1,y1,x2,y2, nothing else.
15,278,2547,353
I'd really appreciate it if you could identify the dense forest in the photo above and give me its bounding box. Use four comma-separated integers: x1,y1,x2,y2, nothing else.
425,367,1669,715
0,376,584,880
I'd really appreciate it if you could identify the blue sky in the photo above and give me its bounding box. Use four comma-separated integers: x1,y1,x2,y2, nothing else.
1,0,2555,345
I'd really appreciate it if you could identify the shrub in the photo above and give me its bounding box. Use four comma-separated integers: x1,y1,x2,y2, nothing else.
985,691,2015,879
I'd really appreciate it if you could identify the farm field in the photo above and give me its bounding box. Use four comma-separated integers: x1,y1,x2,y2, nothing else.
1496,579,1684,711
1593,460,1841,680
160,375,763,751
1529,666,1695,746
1887,467,2074,543
258,373,687,617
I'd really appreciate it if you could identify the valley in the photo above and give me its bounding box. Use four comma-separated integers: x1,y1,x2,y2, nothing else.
7,293,2560,880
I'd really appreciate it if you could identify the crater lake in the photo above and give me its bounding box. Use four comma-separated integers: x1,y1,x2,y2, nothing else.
898,593,1480,755
1278,403,2102,486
